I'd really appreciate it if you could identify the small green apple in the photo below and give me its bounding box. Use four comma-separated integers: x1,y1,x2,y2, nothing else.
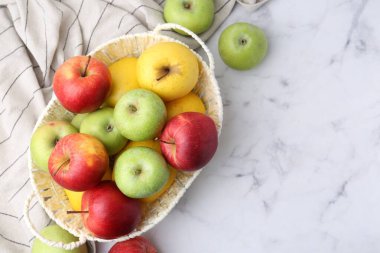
114,147,169,198
164,0,214,35
30,121,77,171
114,89,166,141
80,107,127,155
31,224,88,253
71,113,88,129
218,22,268,70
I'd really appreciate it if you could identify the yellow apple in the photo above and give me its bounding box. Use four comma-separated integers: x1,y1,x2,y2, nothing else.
102,166,113,180
136,42,199,101
64,190,83,212
125,140,161,153
166,92,206,120
105,57,139,107
65,166,113,211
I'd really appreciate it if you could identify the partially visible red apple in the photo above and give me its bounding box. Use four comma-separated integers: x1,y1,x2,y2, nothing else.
81,181,141,239
109,236,157,253
53,55,111,113
159,112,218,171
48,133,108,191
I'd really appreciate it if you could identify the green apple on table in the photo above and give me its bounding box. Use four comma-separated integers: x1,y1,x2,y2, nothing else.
114,89,167,141
218,22,268,70
80,107,127,155
164,0,214,35
114,147,169,198
31,224,88,253
30,121,77,171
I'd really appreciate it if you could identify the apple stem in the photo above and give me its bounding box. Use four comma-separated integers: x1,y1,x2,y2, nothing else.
129,104,138,113
156,67,170,81
81,56,91,77
53,158,70,176
67,210,89,214
154,137,175,145
239,38,247,45
183,2,191,9
106,124,113,132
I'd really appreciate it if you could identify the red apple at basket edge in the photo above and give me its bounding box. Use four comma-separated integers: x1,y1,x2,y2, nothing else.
81,181,141,239
53,55,111,113
48,133,108,191
159,112,218,171
109,236,157,253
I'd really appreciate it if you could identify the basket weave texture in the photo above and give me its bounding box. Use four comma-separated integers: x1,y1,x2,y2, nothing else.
28,30,223,243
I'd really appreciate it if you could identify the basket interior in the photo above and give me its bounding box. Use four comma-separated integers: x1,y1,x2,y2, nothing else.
29,33,222,242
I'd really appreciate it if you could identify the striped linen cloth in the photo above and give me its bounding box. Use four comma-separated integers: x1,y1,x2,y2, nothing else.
0,0,236,252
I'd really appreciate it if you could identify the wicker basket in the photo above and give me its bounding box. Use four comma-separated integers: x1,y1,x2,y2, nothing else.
24,23,223,250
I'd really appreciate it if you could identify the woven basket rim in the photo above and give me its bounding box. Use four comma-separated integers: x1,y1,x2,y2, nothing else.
28,31,223,242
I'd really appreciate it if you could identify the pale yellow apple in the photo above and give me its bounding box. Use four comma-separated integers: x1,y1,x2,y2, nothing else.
65,166,113,211
105,57,139,107
166,92,206,120
136,42,199,101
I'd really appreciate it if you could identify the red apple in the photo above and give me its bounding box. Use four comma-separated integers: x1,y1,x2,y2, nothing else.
109,236,157,253
159,112,218,171
48,133,108,191
81,181,141,239
53,55,111,113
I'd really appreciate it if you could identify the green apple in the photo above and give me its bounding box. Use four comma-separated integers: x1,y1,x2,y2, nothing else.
80,107,127,155
31,224,88,253
114,89,166,141
218,22,268,70
30,121,77,171
114,147,169,198
164,0,214,35
71,113,88,129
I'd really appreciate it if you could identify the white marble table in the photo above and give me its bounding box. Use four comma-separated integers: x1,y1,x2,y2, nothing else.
99,0,380,252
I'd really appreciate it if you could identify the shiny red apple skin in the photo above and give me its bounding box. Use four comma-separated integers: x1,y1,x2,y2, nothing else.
160,112,218,171
81,181,141,239
53,55,111,113
109,236,157,253
48,133,108,191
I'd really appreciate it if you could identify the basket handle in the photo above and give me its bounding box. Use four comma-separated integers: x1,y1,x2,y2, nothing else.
24,191,87,250
153,23,215,73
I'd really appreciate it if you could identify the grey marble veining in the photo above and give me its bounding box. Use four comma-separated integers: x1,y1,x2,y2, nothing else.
99,1,380,252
